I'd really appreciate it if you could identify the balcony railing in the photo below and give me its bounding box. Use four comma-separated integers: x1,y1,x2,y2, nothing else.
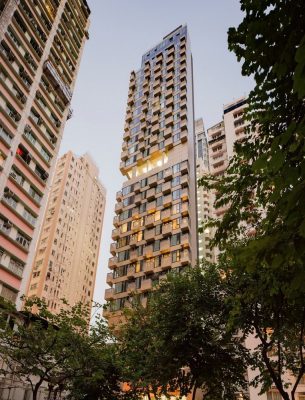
43,60,72,105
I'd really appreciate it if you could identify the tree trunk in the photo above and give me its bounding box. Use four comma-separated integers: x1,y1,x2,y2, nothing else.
192,384,198,400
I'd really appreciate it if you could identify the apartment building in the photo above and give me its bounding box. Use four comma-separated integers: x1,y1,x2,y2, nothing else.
26,152,106,318
195,118,215,263
207,97,247,219
104,25,197,324
0,0,90,306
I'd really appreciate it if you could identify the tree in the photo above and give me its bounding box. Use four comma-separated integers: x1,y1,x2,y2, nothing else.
0,297,125,400
118,266,249,400
198,1,305,398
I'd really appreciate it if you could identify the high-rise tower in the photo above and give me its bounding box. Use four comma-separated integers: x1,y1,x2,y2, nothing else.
0,0,90,305
195,118,215,263
26,152,106,319
104,26,197,324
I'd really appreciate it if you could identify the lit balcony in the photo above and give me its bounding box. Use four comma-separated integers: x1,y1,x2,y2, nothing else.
181,188,189,201
147,201,156,213
181,202,189,216
145,214,155,227
143,259,154,273
161,208,171,221
110,242,116,256
111,228,119,240
105,288,115,301
144,245,153,258
108,256,118,269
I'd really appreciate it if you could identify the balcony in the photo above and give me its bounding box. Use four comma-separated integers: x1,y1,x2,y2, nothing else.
141,278,153,291
147,201,156,213
115,202,123,214
106,272,113,286
181,250,191,265
129,250,137,262
162,223,172,236
108,256,118,269
181,188,189,201
148,174,157,187
110,242,116,256
162,208,171,221
164,127,172,139
146,214,155,227
113,216,119,227
127,282,136,293
105,288,115,301
144,245,153,258
161,255,171,270
111,228,119,240
146,188,155,200
127,265,135,279
181,234,190,248
43,60,72,105
160,239,170,252
145,229,155,242
163,195,172,208
181,218,190,232
180,161,189,174
143,261,154,274
162,181,171,195
181,202,189,216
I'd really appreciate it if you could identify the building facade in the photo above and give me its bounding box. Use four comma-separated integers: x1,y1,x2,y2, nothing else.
26,151,106,317
195,118,215,263
207,97,247,219
104,25,198,324
0,0,90,306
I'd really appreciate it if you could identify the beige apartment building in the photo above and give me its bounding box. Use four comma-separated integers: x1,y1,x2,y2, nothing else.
195,118,215,263
26,151,106,317
104,25,198,324
0,0,90,307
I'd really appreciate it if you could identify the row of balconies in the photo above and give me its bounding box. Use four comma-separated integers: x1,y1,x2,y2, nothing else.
114,188,189,215
105,250,191,297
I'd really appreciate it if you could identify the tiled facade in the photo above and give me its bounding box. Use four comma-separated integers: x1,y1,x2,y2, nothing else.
0,0,90,306
26,152,106,318
195,118,215,263
104,25,197,324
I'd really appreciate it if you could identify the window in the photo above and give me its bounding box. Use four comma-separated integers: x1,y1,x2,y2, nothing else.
173,163,180,174
172,176,180,187
155,224,162,235
172,189,181,201
156,196,163,207
118,250,129,262
171,233,181,246
172,202,181,215
141,178,148,188
157,171,163,180
115,281,127,294
153,240,160,252
267,392,282,400
172,250,181,262
154,210,161,221
172,218,180,229
139,203,146,213
156,183,162,194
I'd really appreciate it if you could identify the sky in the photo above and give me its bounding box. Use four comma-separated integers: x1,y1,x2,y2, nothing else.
58,0,254,305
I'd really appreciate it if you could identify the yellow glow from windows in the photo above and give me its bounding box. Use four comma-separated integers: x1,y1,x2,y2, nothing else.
134,153,169,177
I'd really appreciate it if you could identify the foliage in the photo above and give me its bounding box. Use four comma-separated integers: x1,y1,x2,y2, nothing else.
198,1,305,399
118,266,249,400
0,297,125,400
